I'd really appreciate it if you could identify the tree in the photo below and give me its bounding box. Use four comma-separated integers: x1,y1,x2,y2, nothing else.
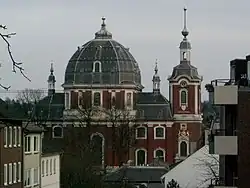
166,179,180,188
104,106,136,166
61,101,106,188
194,146,219,187
0,25,30,90
16,88,45,104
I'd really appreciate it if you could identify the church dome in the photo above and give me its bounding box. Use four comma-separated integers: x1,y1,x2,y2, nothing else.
63,18,142,89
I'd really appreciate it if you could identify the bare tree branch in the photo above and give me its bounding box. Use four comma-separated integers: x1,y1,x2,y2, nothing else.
0,25,30,90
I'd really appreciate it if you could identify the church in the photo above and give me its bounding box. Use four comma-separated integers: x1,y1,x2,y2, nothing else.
40,8,203,168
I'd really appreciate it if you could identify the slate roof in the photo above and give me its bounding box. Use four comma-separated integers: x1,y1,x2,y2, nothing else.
37,93,64,120
63,18,142,88
136,93,173,121
169,62,200,80
103,166,168,183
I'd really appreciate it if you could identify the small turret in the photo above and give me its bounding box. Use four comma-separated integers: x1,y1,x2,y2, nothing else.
152,59,161,94
48,63,56,96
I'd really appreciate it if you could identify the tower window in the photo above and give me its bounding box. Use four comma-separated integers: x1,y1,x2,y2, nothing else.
183,52,187,60
93,61,101,72
180,90,188,105
180,141,188,157
93,92,101,106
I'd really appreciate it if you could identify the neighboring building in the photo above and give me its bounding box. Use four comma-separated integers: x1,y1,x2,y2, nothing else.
41,152,60,188
37,8,203,169
23,125,43,188
205,55,250,187
161,145,219,188
103,166,167,188
0,119,23,188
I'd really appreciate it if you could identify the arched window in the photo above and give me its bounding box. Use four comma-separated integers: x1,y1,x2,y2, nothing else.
136,126,147,139
154,149,165,161
91,133,105,165
183,52,187,60
52,126,63,138
93,92,101,106
180,141,188,157
180,90,188,105
136,149,147,166
93,61,101,72
154,126,165,139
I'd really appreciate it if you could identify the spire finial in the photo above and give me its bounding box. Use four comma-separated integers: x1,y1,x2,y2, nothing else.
50,62,54,73
182,7,189,38
154,59,158,74
101,17,106,27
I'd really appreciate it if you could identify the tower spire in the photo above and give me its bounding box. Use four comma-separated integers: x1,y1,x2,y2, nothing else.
182,7,189,38
152,59,161,94
48,62,56,96
179,7,191,63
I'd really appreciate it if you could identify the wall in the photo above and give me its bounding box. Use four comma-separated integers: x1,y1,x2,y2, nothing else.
237,90,250,187
41,154,60,188
23,133,42,187
0,125,23,188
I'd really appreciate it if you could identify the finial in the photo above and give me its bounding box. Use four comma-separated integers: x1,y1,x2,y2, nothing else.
101,17,106,27
154,59,158,74
50,62,54,73
182,7,189,38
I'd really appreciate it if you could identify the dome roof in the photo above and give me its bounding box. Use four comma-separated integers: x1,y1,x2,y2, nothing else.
63,18,142,89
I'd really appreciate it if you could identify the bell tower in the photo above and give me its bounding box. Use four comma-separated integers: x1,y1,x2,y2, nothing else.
168,8,203,161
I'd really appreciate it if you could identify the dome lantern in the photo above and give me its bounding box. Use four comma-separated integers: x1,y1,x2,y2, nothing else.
95,17,112,39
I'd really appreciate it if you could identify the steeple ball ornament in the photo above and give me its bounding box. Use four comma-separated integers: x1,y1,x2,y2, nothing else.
181,8,189,38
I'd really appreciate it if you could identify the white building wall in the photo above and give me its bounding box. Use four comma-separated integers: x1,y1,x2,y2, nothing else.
23,133,42,187
41,154,60,188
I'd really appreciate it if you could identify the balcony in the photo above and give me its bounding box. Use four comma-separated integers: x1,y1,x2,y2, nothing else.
208,79,238,105
209,130,238,155
214,85,238,105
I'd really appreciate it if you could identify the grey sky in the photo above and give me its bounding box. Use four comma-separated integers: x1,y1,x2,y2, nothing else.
0,0,249,100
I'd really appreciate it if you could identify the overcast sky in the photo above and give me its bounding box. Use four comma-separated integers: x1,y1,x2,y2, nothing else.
0,0,249,100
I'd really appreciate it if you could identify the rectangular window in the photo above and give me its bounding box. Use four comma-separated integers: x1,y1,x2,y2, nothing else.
33,168,39,185
50,159,52,175
4,127,8,147
53,158,56,174
4,164,8,185
13,127,17,147
41,160,45,176
24,136,31,153
8,127,12,147
18,127,21,147
9,163,12,184
34,136,39,152
13,163,17,183
17,162,21,182
24,169,31,186
46,160,48,176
